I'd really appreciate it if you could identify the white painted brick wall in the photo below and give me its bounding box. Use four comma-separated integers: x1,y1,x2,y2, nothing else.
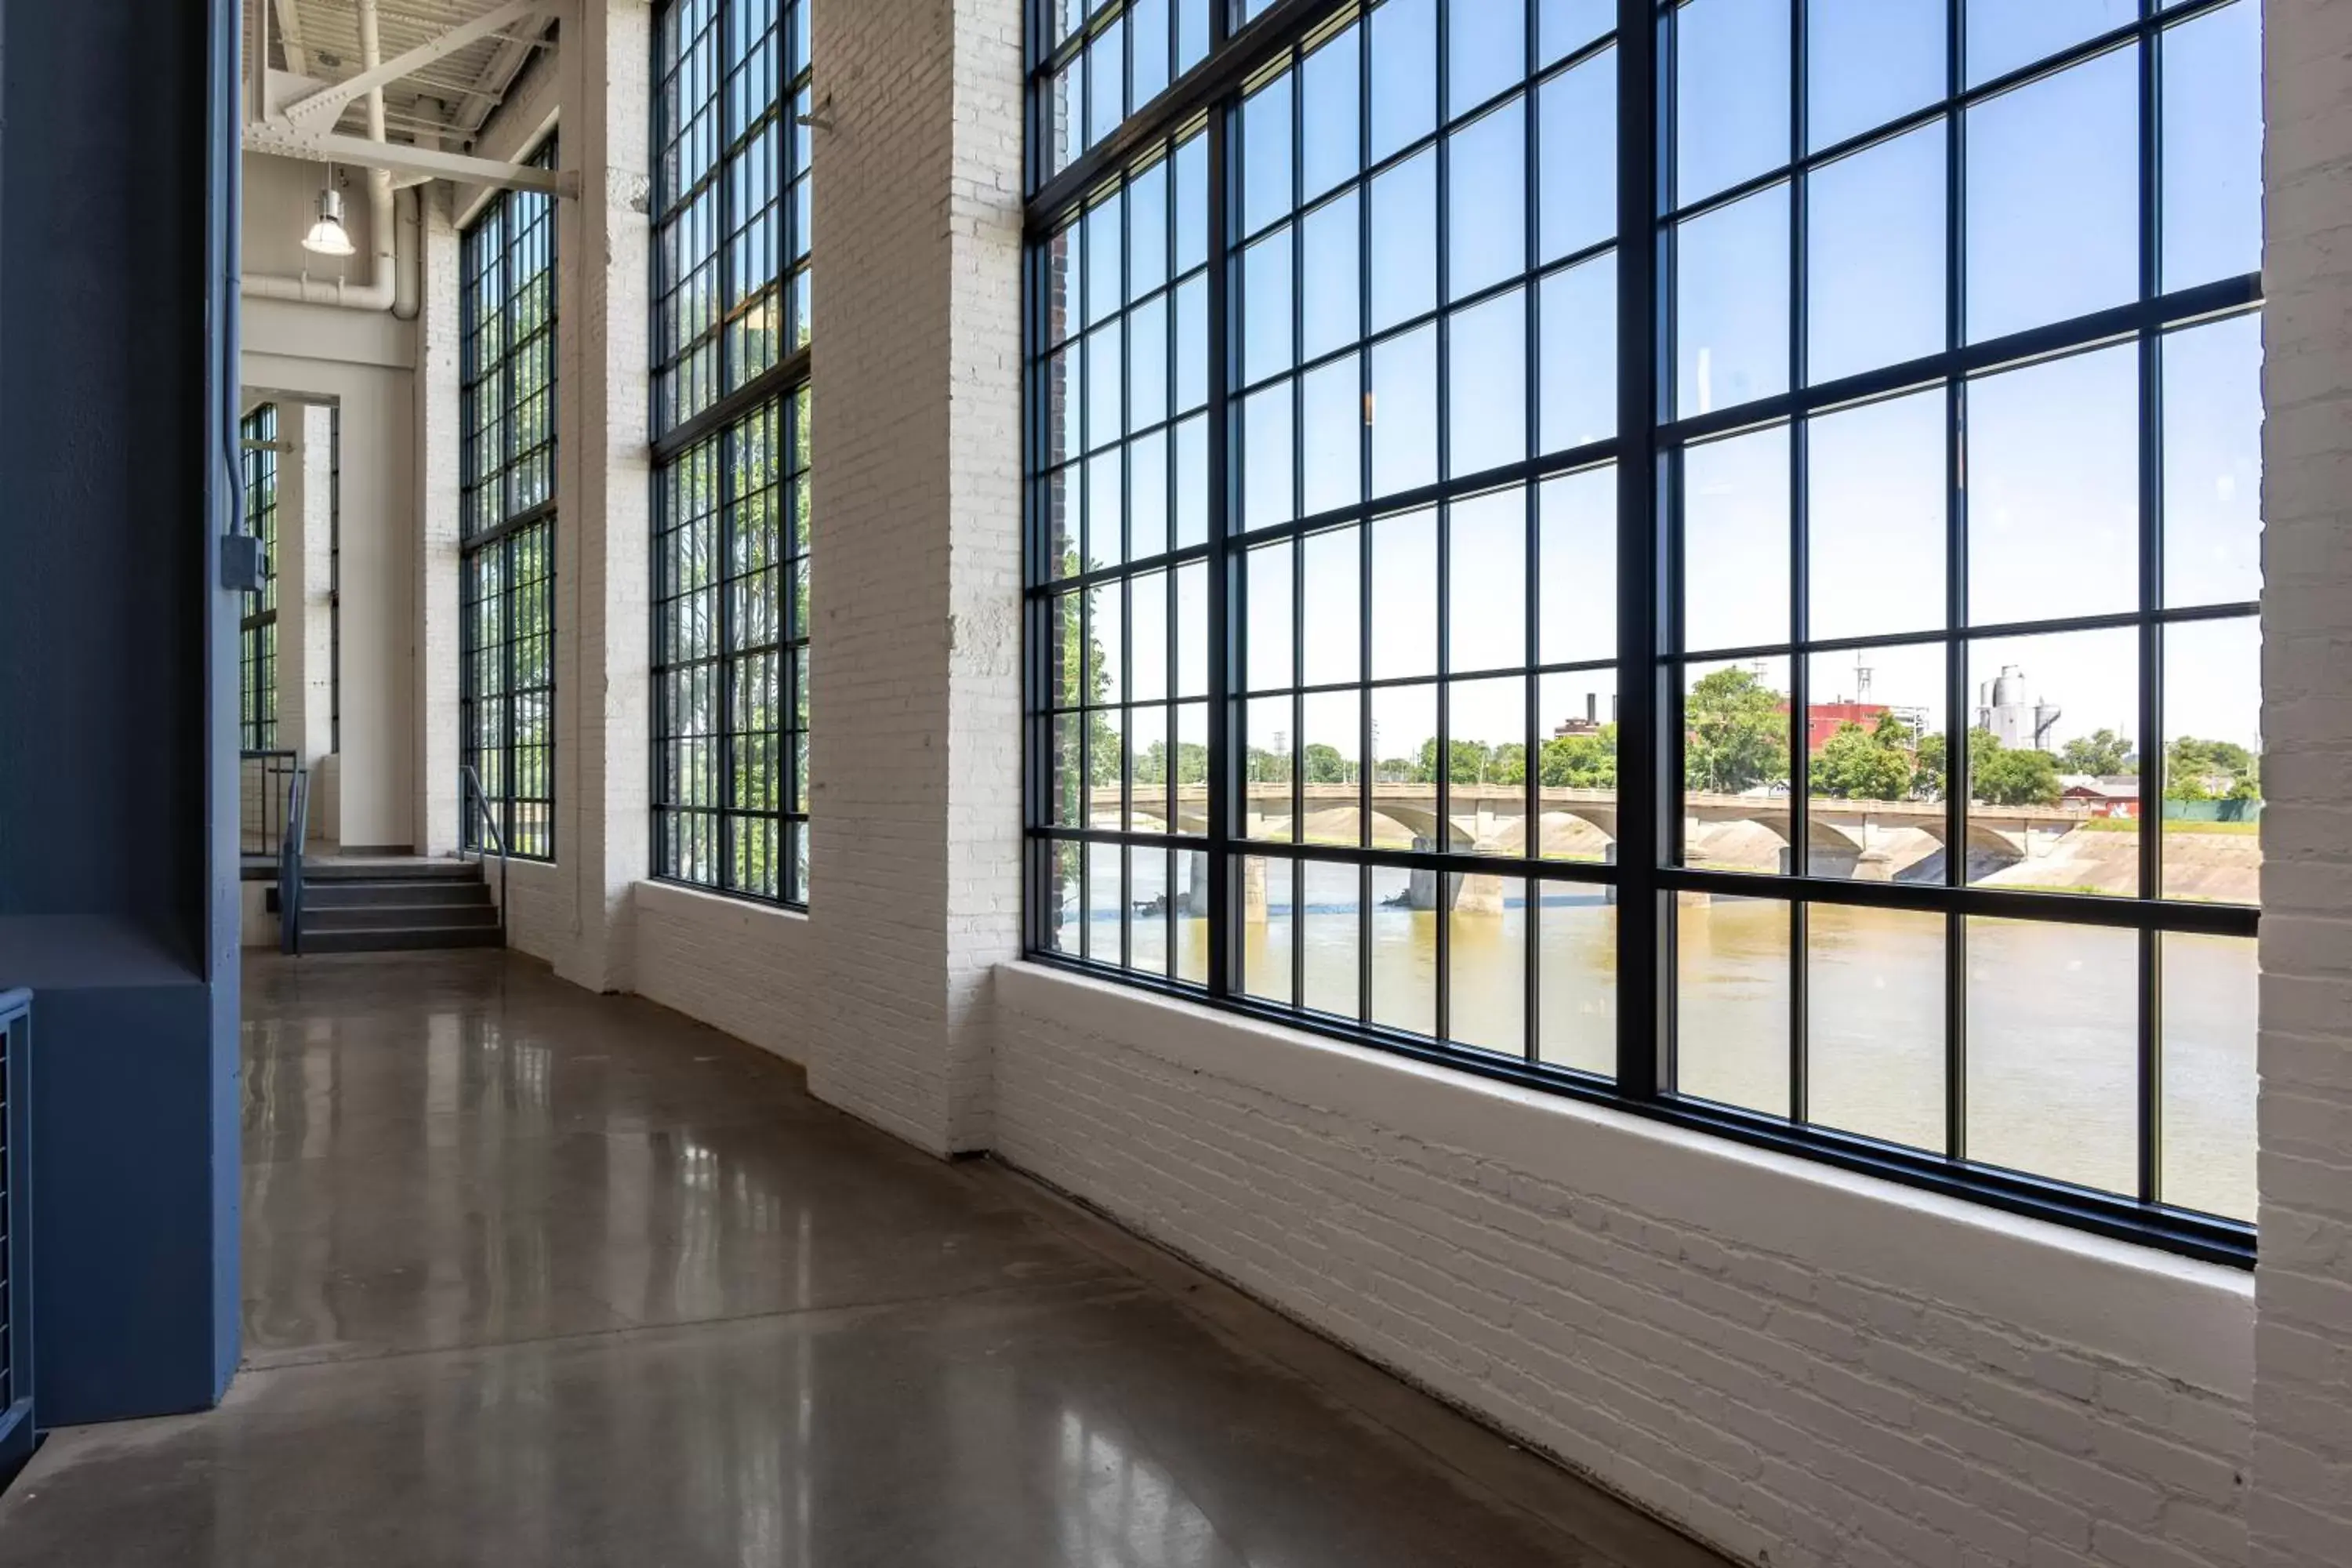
797,0,1025,1152
2252,4,2352,1566
632,880,818,1062
997,965,2256,1568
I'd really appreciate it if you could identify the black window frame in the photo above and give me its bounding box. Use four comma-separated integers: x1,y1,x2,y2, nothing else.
649,0,815,908
1022,0,2264,1266
459,136,561,862
238,403,281,753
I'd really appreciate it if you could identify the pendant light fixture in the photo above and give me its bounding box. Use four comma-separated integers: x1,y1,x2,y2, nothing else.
303,168,356,259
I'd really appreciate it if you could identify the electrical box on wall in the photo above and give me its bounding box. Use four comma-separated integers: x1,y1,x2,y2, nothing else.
220,533,267,593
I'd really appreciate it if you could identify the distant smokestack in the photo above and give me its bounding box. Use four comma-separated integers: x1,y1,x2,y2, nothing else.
1586,691,1597,724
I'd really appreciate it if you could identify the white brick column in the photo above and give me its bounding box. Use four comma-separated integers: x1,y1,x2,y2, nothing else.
2253,3,2352,1565
415,184,464,857
277,402,338,829
550,0,654,994
804,0,1025,1154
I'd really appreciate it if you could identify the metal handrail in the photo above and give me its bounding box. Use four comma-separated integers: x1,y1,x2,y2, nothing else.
278,766,310,955
238,749,301,860
460,764,510,942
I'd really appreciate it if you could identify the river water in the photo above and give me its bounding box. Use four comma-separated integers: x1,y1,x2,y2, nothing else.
1071,853,2255,1225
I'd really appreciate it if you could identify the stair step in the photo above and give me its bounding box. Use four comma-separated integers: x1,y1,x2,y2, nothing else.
299,926,506,955
300,860,485,884
303,903,501,932
303,880,492,909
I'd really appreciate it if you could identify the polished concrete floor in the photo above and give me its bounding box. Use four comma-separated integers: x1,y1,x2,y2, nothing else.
0,950,1727,1566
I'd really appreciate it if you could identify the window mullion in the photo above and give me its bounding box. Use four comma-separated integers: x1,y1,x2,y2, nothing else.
1204,100,1233,1000
1613,0,1663,1101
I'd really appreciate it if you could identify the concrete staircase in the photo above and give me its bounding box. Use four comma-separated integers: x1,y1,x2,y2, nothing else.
292,860,503,954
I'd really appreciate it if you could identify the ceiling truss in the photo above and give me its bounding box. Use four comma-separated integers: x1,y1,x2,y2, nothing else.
242,0,573,198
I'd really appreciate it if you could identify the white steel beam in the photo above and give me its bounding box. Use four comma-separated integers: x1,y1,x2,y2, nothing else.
243,123,575,197
271,0,310,76
279,0,561,130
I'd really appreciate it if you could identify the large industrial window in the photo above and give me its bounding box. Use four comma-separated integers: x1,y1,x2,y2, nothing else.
651,0,814,906
239,403,280,753
1023,0,2264,1262
459,139,559,861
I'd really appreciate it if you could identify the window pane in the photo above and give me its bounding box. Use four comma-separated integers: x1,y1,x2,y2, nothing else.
1303,690,1365,846
1675,892,1791,1115
2164,312,2263,608
2162,1,2262,291
1247,543,1294,691
1448,289,1529,477
1372,507,1439,679
1302,355,1364,516
2162,933,2256,1222
1966,917,2137,1195
1965,48,2138,343
1677,182,1791,416
1243,857,1295,1004
1967,345,2138,627
1684,655,1792,830
1806,642,1945,876
1242,74,1294,236
1247,696,1297,841
1131,846,1171,977
1370,874,1438,1037
1683,424,1790,653
1448,0,1526,118
1539,0,1612,66
1808,0,1945,151
2161,616,2262,905
1370,151,1438,332
1539,669,1617,862
1302,24,1363,200
1301,191,1363,361
1965,628,2140,895
1540,48,1616,263
1537,891,1614,1075
1370,0,1438,164
1243,381,1296,528
1539,251,1617,452
1675,0,1791,205
1808,389,1946,642
1449,877,1527,1057
1448,99,1527,302
1303,524,1364,687
1808,905,1945,1152
1243,227,1294,383
1449,487,1527,674
1450,676,1526,837
1807,122,1947,386
1966,0,2135,86
1370,325,1439,495
1302,858,1364,1017
1537,465,1616,666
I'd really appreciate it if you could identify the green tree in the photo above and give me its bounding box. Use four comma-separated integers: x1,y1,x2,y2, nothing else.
1301,742,1356,785
1975,745,2062,806
1684,666,1788,793
2165,736,2260,801
1541,727,1618,789
1810,721,1915,801
2058,728,2136,776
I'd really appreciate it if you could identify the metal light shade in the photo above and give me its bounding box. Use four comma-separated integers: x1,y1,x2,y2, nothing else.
302,186,356,258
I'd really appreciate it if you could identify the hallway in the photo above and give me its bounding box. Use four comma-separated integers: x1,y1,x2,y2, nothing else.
0,952,1722,1566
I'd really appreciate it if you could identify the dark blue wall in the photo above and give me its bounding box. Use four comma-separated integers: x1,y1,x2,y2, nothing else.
0,0,242,1421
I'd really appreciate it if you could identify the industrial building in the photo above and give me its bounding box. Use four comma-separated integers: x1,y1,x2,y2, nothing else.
0,2,2344,1564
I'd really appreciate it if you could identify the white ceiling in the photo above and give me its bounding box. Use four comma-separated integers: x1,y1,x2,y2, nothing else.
248,0,554,150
